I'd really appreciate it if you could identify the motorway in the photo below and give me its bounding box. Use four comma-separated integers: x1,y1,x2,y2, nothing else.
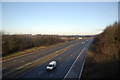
2,39,92,80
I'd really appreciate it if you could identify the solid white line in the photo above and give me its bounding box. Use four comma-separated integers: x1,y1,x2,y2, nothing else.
2,50,40,62
14,41,81,79
78,41,91,80
78,56,86,80
63,40,90,80
63,46,86,80
15,42,79,79
2,41,80,62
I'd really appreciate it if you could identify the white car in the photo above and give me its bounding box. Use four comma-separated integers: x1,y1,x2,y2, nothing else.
82,42,84,44
46,61,57,70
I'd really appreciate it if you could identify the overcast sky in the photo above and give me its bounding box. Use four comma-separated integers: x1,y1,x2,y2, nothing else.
2,2,118,35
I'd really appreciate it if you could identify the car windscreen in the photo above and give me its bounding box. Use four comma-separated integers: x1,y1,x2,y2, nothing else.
48,64,53,67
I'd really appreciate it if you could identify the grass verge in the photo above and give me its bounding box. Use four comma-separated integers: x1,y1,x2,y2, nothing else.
1,42,64,60
3,41,78,78
81,46,119,79
2,46,46,60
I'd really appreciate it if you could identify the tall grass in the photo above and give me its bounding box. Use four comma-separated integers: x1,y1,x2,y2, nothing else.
91,22,120,60
81,22,120,79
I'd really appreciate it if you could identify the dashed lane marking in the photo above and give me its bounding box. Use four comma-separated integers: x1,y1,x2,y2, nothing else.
38,71,42,74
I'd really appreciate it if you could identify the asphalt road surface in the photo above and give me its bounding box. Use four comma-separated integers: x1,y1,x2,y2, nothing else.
2,39,92,80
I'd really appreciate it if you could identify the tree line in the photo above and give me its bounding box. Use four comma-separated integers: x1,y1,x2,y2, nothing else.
91,22,120,60
2,34,65,56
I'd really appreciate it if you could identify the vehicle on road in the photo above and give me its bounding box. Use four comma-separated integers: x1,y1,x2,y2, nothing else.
46,61,57,70
82,42,84,44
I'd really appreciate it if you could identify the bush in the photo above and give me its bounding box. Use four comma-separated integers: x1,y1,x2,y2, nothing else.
2,34,64,56
81,22,120,79
91,22,120,60
90,22,120,77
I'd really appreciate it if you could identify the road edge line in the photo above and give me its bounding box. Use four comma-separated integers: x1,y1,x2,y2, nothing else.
14,42,80,79
78,53,87,80
78,40,91,80
63,45,86,80
1,42,70,62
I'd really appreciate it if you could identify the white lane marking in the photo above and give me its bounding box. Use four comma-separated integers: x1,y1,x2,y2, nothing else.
1,50,40,62
49,73,53,77
78,57,86,80
15,42,78,78
78,46,89,80
15,41,82,78
38,71,42,74
71,55,72,57
2,41,79,62
63,44,87,80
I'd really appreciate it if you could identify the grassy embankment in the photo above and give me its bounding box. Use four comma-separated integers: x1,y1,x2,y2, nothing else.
81,22,120,79
2,35,66,60
3,45,52,60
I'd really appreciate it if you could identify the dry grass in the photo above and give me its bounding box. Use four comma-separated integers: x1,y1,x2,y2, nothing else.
81,22,120,80
81,51,119,80
2,46,46,60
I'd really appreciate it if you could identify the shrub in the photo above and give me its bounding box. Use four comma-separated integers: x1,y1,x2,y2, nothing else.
2,34,64,56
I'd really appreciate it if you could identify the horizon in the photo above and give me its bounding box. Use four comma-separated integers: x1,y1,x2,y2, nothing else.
2,2,118,35
2,32,96,36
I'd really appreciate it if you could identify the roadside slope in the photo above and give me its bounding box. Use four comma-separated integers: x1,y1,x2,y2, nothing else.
81,22,120,79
